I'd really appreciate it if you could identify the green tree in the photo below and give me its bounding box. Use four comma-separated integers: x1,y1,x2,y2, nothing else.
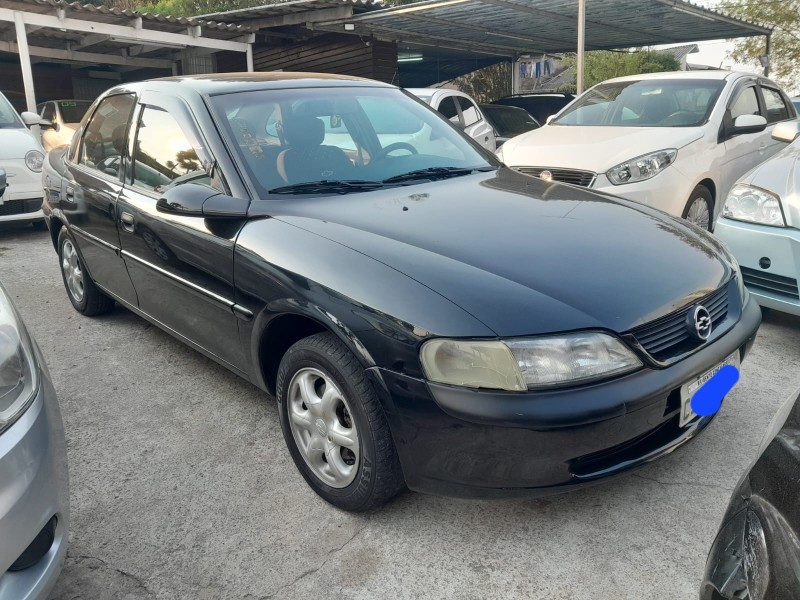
719,0,800,91
562,49,680,89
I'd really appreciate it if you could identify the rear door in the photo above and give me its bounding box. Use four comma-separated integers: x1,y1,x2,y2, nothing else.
63,92,138,305
116,92,246,370
758,85,795,159
456,96,496,152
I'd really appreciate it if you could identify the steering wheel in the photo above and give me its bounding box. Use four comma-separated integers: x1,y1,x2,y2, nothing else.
372,142,418,162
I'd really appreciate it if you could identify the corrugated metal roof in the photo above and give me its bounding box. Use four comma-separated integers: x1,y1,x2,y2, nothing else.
200,0,381,23
314,0,771,57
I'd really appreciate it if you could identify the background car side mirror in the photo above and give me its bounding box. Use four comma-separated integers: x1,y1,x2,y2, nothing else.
0,167,6,197
731,114,768,136
156,183,249,219
771,121,800,144
19,111,41,127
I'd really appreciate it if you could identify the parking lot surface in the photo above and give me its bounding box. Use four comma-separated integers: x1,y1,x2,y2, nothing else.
2,222,799,600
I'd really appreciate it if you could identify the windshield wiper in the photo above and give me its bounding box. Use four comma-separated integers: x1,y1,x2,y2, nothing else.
268,180,386,195
382,166,494,184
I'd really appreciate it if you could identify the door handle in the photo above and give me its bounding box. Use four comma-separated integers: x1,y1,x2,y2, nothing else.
120,211,135,233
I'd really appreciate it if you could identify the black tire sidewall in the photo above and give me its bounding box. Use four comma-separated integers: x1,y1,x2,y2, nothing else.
57,227,88,312
683,185,713,230
277,343,380,511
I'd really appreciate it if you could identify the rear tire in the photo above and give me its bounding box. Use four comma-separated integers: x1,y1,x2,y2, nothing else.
682,185,714,231
57,226,115,316
276,332,405,511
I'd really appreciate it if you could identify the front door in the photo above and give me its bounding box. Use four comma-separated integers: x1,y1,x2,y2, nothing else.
64,92,138,305
720,84,766,200
456,96,496,152
116,95,246,370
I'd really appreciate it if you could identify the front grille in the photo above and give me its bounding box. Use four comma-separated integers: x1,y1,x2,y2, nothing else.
0,199,40,217
514,166,596,187
629,283,730,362
741,266,799,300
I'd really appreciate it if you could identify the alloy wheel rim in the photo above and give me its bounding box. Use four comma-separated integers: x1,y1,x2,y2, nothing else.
287,367,360,488
61,240,85,302
686,197,711,230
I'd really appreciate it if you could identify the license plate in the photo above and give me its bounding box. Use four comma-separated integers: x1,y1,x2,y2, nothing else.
679,351,740,427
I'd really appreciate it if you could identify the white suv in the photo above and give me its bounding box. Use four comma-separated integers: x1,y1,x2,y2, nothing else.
0,92,46,230
407,88,496,152
497,71,797,230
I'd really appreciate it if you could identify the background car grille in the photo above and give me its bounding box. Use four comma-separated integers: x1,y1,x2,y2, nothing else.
628,283,730,363
514,167,596,187
0,199,41,217
741,266,800,300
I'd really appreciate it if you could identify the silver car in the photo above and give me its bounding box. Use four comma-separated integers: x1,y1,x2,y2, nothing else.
406,88,497,152
0,282,69,599
715,120,800,316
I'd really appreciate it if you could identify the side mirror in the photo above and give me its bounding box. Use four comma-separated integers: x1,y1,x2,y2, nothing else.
0,167,6,197
20,111,41,127
771,120,800,144
731,114,768,135
156,183,248,219
546,115,556,125
39,119,57,131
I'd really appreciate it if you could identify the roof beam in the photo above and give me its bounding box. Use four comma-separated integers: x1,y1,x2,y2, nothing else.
0,39,173,69
653,0,771,35
251,5,353,29
74,32,110,49
0,7,250,53
351,22,514,56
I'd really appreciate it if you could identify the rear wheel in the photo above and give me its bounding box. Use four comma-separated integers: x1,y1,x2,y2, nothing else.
276,332,405,511
57,226,114,316
682,185,714,231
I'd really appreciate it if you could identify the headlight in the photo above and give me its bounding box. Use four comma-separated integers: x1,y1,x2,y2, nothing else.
722,184,785,227
420,332,642,391
25,150,44,173
606,149,677,185
0,290,38,434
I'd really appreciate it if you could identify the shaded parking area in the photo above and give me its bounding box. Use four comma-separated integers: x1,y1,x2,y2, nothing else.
2,221,799,599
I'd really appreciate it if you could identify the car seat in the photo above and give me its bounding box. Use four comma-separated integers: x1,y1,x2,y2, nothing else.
276,116,353,184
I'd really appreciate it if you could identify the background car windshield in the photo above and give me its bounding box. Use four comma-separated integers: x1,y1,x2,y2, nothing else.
211,87,492,195
59,101,92,123
482,105,540,136
0,94,23,129
554,79,725,127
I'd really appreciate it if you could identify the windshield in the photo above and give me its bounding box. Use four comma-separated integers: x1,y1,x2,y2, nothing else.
0,94,23,129
211,86,494,196
58,100,93,124
481,105,540,136
554,79,725,128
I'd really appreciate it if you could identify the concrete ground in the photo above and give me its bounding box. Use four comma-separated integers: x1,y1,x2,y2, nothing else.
1,221,799,600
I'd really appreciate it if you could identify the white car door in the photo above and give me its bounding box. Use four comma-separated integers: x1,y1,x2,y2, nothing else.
759,85,794,159
720,84,766,199
455,96,496,152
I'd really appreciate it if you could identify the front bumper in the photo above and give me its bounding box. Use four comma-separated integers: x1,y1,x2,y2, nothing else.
370,296,761,497
715,217,800,317
593,168,693,219
0,361,69,600
0,159,44,224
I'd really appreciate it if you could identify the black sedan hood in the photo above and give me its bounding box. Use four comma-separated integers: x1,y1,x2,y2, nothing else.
252,168,730,337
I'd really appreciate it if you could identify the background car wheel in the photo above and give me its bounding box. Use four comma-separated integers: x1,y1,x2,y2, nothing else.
682,185,714,231
57,226,114,316
276,332,405,511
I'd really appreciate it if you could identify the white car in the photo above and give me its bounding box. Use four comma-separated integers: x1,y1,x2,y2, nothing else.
407,88,496,152
0,92,46,230
498,71,797,230
714,121,800,316
37,100,92,152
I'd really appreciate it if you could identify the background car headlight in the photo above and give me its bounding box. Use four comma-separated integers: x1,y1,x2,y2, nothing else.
420,332,641,391
606,149,677,185
0,290,39,434
25,150,44,173
723,184,785,227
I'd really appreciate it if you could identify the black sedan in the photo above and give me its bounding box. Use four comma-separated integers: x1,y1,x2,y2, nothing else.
41,73,760,511
701,388,800,600
479,104,540,147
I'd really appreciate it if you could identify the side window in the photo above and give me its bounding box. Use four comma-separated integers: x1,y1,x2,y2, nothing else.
729,86,760,120
457,97,481,127
78,94,135,177
437,97,461,125
761,87,790,123
132,106,210,193
40,103,56,123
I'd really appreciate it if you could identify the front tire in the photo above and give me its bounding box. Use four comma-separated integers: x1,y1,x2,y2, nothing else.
682,185,714,231
57,226,115,316
276,332,405,511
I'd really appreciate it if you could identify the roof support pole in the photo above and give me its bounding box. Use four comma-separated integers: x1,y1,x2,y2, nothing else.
246,43,254,72
576,0,586,94
764,33,771,77
13,11,36,113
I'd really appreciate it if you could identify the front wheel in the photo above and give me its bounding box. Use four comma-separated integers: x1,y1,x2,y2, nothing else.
57,226,115,316
276,332,405,511
682,185,714,231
